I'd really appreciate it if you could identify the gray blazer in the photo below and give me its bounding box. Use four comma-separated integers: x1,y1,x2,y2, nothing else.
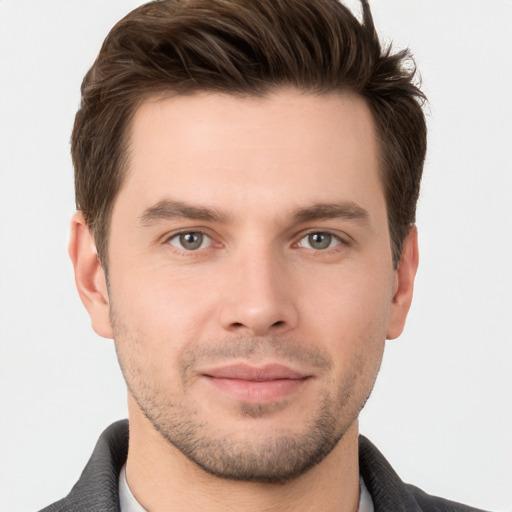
38,420,487,512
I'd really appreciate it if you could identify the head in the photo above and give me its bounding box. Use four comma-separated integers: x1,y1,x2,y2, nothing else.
72,0,426,270
69,0,424,485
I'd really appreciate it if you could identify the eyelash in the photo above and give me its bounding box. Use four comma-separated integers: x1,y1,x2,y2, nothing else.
165,230,217,252
294,231,346,251
164,229,348,254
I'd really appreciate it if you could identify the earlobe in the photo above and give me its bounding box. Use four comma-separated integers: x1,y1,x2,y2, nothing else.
386,226,419,340
68,212,113,339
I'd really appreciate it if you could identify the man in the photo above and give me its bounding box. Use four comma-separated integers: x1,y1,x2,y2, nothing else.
39,0,485,510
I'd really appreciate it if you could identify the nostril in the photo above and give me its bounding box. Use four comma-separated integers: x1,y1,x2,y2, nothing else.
229,320,285,331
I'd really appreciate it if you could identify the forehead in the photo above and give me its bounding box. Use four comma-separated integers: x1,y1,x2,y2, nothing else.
117,88,384,224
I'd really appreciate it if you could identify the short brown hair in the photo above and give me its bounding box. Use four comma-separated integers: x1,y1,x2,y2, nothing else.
72,0,426,267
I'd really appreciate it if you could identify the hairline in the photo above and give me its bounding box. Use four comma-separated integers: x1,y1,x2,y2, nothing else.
92,85,401,271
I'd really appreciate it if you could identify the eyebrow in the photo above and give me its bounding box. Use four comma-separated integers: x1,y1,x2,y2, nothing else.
292,202,370,225
138,200,230,226
138,199,370,227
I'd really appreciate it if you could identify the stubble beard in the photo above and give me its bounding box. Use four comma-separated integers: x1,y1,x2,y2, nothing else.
112,311,381,484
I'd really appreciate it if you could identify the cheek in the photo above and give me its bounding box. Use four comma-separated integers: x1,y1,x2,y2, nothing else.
300,262,394,329
113,259,206,318
109,266,220,362
298,263,392,364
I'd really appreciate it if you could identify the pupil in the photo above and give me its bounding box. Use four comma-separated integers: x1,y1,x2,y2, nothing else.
309,233,331,250
180,232,202,250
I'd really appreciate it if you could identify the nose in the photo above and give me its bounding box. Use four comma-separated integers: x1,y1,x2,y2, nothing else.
218,248,299,337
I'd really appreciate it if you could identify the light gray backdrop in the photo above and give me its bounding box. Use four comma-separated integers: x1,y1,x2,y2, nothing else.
1,1,511,510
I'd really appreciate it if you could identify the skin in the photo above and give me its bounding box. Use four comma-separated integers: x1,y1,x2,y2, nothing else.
70,88,418,512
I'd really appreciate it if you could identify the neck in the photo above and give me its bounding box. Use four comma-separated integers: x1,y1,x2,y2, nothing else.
125,397,361,512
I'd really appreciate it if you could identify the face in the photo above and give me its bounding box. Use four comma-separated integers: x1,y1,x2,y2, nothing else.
73,88,417,482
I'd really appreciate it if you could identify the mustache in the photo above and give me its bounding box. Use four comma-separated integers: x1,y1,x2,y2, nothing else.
179,335,334,375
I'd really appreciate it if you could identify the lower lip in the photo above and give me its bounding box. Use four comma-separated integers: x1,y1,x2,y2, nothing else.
204,376,309,402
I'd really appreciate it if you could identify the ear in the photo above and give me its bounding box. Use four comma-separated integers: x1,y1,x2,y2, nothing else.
386,225,419,340
68,211,113,339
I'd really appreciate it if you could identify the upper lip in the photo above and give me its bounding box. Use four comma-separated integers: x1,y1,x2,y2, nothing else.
202,363,309,381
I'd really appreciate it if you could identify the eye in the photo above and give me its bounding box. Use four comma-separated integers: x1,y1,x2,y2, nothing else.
168,231,212,251
298,232,341,250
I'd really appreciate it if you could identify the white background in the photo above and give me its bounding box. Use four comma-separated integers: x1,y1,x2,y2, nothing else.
0,1,511,510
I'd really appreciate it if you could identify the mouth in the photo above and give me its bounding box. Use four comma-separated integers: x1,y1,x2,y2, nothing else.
201,363,311,403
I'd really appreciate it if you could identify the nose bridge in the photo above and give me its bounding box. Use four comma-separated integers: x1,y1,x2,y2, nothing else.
218,242,298,336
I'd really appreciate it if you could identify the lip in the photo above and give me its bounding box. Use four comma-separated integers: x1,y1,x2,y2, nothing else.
203,363,308,381
201,363,311,403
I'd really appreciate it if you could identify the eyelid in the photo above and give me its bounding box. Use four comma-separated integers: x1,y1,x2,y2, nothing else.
293,229,350,249
163,228,219,251
161,226,213,241
160,227,350,252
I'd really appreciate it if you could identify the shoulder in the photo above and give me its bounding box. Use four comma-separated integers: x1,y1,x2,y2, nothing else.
37,420,129,512
358,435,488,512
404,483,488,512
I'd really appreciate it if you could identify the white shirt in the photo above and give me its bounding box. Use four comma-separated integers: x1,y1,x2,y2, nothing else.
119,465,147,512
119,464,374,512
